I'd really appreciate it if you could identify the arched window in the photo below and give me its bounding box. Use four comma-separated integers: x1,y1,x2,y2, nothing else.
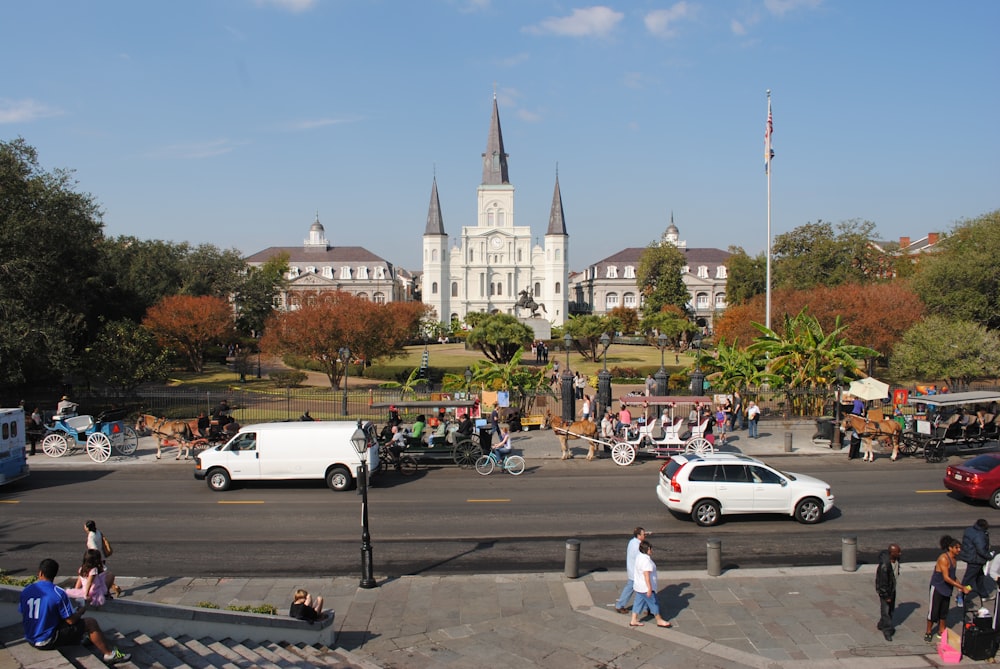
696,292,709,308
714,293,727,308
534,282,541,296
623,292,637,307
431,282,438,295
555,282,561,294
431,249,438,261
374,292,386,304
451,282,458,297
495,282,503,296
605,293,619,310
357,292,369,301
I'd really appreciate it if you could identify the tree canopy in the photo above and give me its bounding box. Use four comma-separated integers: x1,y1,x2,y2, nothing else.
637,241,689,318
465,313,534,364
142,295,235,373
714,282,923,359
911,210,1000,330
890,315,1000,389
771,219,890,290
724,246,767,306
0,138,105,385
262,291,426,389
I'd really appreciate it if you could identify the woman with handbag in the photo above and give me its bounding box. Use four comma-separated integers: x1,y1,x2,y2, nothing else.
84,520,122,597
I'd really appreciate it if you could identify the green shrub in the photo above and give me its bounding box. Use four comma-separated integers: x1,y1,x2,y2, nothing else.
226,603,278,615
270,370,308,388
196,601,220,609
0,570,35,587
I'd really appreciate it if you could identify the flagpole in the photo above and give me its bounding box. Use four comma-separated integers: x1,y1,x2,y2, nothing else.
765,90,772,331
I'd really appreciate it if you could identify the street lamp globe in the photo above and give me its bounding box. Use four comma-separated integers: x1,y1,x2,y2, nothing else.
599,333,610,371
350,427,367,455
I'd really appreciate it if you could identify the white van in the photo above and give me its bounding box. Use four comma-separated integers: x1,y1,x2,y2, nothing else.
194,421,379,492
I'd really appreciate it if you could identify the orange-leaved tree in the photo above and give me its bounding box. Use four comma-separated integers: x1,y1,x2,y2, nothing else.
142,295,235,372
262,291,428,389
715,282,923,360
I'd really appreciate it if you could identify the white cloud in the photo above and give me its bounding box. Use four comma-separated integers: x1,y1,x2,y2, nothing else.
0,99,63,124
254,0,317,13
148,139,246,159
283,117,358,131
764,0,822,17
524,6,624,38
516,108,542,123
495,52,530,68
644,2,694,38
730,19,747,35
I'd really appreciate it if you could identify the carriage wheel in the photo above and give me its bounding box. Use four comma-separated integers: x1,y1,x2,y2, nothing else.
453,440,481,469
611,441,636,467
924,440,946,464
42,433,69,458
116,426,138,455
899,432,919,456
684,437,714,456
86,433,112,463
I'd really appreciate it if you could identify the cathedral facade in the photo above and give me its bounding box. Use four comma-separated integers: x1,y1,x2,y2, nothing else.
421,96,570,327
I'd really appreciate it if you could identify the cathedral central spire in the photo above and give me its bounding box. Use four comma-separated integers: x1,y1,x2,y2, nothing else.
481,93,510,186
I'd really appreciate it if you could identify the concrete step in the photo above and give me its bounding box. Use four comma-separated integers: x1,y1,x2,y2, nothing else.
1,626,363,669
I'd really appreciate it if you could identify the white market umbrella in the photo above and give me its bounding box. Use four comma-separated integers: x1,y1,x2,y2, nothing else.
848,377,890,402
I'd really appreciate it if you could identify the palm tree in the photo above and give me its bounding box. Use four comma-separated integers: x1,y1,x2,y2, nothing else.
747,309,875,416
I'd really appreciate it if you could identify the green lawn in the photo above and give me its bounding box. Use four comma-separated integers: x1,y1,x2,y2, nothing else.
158,342,696,389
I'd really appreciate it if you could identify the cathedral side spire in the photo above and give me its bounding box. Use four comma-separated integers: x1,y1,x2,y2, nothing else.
481,94,510,186
424,176,446,235
546,173,568,236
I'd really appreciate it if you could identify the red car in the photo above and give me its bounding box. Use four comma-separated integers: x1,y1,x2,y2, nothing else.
944,454,1000,508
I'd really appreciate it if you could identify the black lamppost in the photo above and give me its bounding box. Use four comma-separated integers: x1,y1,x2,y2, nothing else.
598,333,612,418
562,333,575,421
654,333,669,396
689,333,704,397
833,364,845,449
351,424,376,589
339,347,351,416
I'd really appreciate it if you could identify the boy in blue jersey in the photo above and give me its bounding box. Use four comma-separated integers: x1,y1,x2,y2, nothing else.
19,558,130,665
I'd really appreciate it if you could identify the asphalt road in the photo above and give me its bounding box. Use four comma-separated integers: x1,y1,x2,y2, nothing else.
0,455,991,579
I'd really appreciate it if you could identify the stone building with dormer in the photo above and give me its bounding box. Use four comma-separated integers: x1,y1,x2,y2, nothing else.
420,94,570,326
569,219,731,329
246,217,406,309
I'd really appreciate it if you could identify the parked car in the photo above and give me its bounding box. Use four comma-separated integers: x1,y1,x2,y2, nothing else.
656,453,835,527
943,453,1000,509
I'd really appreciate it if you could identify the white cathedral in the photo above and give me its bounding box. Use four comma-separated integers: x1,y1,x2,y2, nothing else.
421,95,569,327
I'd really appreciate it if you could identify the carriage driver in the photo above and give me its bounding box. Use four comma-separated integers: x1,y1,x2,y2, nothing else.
56,395,78,418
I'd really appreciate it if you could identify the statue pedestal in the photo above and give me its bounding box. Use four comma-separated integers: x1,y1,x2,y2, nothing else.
519,317,551,341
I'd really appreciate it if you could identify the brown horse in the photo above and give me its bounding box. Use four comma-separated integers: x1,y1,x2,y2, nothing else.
842,413,902,460
140,414,196,460
550,415,599,460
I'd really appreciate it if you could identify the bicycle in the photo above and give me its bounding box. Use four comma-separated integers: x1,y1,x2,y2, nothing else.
377,442,419,476
474,450,525,476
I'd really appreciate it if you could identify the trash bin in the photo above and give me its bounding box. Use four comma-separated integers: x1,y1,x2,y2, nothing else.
477,426,493,455
813,417,835,443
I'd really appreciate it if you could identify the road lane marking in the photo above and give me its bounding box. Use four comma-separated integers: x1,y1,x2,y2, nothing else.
0,500,19,504
217,501,265,504
916,489,950,493
467,499,511,503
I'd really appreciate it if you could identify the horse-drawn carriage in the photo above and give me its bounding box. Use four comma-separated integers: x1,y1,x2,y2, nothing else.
898,391,1000,463
551,396,715,466
41,409,138,462
370,399,483,468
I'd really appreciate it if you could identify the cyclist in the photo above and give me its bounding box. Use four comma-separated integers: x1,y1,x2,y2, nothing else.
387,426,409,472
492,424,513,463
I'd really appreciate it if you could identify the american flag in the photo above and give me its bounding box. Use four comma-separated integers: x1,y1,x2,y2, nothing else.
764,101,774,174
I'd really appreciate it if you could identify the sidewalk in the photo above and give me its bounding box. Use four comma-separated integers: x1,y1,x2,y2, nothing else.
110,561,963,668
24,416,840,469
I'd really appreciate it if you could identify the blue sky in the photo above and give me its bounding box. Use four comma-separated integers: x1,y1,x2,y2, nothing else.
3,0,997,271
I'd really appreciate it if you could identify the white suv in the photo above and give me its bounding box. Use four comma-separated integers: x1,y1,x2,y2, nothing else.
656,453,835,527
